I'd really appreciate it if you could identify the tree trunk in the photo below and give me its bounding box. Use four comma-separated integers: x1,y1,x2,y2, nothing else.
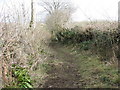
29,0,35,29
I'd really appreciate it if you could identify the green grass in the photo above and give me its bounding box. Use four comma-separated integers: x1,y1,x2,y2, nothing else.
68,45,119,88
6,64,33,88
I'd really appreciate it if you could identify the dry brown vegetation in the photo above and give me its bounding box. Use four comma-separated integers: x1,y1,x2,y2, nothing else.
71,21,118,31
0,22,51,87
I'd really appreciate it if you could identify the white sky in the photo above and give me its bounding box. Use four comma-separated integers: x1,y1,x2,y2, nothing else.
0,0,119,22
72,0,119,21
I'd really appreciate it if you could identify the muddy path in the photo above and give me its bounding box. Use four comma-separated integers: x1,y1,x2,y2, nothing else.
39,43,85,88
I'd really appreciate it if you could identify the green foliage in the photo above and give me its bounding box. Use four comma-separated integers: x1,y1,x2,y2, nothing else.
99,71,119,86
8,64,33,88
94,31,116,49
52,27,119,62
100,75,113,84
93,30,118,61
79,40,93,50
53,28,93,44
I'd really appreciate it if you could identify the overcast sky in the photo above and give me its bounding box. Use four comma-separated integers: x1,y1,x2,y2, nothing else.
0,0,119,22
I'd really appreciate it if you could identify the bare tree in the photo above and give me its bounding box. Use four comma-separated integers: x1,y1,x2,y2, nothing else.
40,0,74,14
39,0,75,34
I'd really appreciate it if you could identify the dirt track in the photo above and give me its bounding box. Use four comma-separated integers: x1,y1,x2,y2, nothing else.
39,43,85,88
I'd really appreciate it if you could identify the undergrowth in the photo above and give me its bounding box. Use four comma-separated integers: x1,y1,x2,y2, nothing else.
65,43,119,88
6,64,33,88
52,27,119,64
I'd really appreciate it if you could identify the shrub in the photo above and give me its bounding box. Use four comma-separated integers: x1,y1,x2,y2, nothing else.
53,28,94,44
93,30,118,63
52,27,118,63
79,40,93,50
